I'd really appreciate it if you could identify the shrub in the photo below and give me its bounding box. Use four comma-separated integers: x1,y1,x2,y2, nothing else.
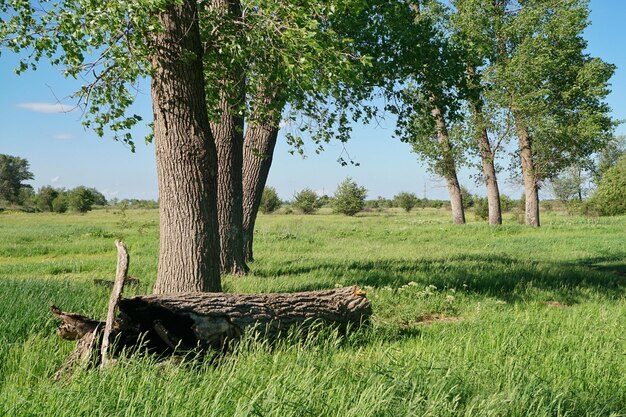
260,186,281,214
332,177,367,216
461,186,474,209
473,197,489,221
68,186,95,213
293,188,319,214
500,195,514,212
589,156,626,216
52,193,68,213
36,186,59,212
394,192,419,212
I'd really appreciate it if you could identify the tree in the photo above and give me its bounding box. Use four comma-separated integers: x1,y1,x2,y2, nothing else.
488,0,615,227
592,135,626,184
36,186,60,212
590,155,626,216
0,154,33,205
394,192,418,212
1,0,221,292
550,165,587,203
332,177,367,216
259,186,281,214
52,193,69,213
87,188,107,206
68,186,95,213
293,188,319,214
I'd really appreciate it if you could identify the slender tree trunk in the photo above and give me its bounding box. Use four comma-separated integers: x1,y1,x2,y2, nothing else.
150,0,221,293
513,111,540,227
210,0,248,276
242,122,280,262
466,65,502,225
430,100,465,224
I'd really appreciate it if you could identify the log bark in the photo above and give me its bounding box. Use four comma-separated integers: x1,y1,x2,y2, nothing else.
53,287,371,361
150,0,221,293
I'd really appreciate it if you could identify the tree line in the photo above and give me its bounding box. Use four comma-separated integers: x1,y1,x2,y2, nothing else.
0,0,620,293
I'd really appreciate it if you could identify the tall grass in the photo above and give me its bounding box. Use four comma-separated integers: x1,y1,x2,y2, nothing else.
0,208,624,416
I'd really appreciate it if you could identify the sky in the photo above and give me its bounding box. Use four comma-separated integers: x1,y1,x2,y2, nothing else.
1,0,624,201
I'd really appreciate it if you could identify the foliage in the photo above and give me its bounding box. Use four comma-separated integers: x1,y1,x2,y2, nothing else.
460,186,474,209
52,193,69,213
292,188,319,214
592,135,626,183
0,154,33,205
394,192,418,212
550,166,586,203
590,155,626,216
68,186,95,213
332,177,367,216
499,195,515,212
473,197,489,221
36,186,59,212
260,186,281,214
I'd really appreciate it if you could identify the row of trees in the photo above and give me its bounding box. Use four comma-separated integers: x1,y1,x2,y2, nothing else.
0,0,617,293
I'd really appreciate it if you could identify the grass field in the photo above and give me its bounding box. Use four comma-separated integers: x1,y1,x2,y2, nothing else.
0,208,625,416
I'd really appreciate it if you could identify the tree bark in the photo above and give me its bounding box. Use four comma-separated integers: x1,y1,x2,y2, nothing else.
513,110,540,227
53,286,371,359
466,65,502,225
430,99,466,224
150,0,221,293
210,0,248,276
242,121,280,262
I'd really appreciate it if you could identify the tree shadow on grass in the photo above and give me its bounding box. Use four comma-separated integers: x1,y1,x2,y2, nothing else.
249,254,626,303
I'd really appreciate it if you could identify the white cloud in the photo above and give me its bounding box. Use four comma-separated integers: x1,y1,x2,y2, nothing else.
53,133,74,140
50,176,60,183
16,102,75,113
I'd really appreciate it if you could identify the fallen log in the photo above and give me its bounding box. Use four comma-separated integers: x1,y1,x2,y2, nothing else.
54,286,371,355
116,286,371,353
51,241,371,376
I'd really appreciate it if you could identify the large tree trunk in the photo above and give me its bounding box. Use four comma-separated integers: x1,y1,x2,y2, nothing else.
242,122,280,262
210,0,248,276
52,286,371,366
466,65,502,225
150,0,221,293
430,100,465,224
513,111,540,227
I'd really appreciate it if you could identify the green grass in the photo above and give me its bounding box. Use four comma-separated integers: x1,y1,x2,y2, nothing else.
1,208,625,416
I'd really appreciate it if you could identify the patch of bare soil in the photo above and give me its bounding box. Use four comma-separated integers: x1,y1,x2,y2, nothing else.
414,314,463,325
545,301,568,308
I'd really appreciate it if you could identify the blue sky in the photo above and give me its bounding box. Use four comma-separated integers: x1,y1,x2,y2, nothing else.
1,0,624,201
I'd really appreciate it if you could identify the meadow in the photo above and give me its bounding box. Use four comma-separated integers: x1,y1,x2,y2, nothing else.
0,207,625,416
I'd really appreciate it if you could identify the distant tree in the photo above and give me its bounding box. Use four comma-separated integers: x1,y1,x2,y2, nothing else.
460,186,474,209
0,154,34,205
592,135,626,184
86,187,107,206
68,186,95,213
259,187,281,214
551,166,586,203
394,192,418,212
590,156,626,216
332,177,367,216
52,192,69,213
317,195,332,208
293,188,319,214
36,186,59,212
473,197,489,221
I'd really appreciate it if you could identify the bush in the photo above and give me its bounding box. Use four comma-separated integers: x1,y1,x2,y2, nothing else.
260,186,281,214
461,186,474,209
332,177,367,216
68,186,95,213
293,188,319,214
473,197,489,221
500,195,514,212
394,192,419,212
36,186,59,212
590,155,626,216
52,193,68,213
